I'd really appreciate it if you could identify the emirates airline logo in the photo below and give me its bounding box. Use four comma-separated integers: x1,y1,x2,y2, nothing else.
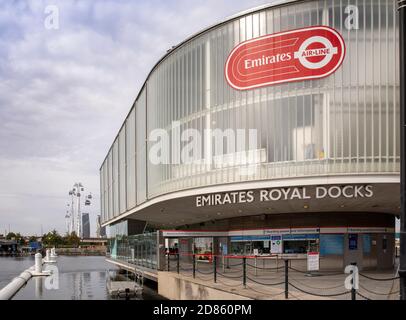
225,26,346,90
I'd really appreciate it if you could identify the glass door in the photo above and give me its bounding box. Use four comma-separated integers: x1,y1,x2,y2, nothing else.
244,242,252,255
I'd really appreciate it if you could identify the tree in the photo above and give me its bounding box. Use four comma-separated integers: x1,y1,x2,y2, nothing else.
64,231,80,248
6,232,25,245
5,232,17,240
43,230,63,247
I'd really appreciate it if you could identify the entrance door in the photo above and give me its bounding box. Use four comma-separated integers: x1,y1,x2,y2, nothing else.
244,242,252,255
362,234,377,270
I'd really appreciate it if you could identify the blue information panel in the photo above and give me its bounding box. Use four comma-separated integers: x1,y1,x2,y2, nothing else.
230,235,271,242
320,234,344,255
282,234,320,241
363,234,371,254
348,234,358,250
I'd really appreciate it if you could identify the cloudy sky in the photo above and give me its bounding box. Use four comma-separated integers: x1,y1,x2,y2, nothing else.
0,0,273,236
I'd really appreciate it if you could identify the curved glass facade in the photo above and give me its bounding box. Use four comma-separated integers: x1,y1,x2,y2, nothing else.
100,0,400,224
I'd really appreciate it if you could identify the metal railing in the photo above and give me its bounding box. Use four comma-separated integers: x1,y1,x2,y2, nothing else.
165,253,400,300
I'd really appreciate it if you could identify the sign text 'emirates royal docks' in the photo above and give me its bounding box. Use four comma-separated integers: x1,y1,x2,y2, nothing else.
225,26,346,90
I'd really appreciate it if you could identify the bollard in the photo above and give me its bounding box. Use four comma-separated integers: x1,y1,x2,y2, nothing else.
243,257,247,288
46,249,51,262
285,259,289,299
193,254,196,279
50,248,57,261
35,253,42,274
213,256,217,283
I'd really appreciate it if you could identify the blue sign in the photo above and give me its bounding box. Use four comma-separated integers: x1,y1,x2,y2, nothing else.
29,241,42,250
230,235,271,242
282,234,320,241
348,234,358,250
362,234,371,254
320,234,344,255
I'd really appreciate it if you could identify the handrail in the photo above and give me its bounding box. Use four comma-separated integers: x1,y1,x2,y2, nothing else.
0,270,32,300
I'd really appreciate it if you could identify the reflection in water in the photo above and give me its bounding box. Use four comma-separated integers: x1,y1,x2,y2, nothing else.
34,277,42,299
2,256,162,300
10,256,117,300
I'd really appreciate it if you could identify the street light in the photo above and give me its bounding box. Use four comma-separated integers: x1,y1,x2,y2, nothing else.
66,183,92,239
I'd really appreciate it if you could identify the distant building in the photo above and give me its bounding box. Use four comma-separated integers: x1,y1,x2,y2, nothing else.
82,213,90,239
0,240,18,255
100,226,106,238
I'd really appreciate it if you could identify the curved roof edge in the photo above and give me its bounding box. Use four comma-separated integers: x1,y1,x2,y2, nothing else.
100,0,305,169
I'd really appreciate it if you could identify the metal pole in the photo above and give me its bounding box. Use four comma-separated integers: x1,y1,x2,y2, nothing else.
214,256,217,283
243,257,247,288
193,254,196,279
284,259,289,299
399,0,406,301
167,253,170,272
351,262,357,301
177,253,180,274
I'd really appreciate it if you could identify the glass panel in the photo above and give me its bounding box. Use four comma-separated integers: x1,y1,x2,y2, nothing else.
100,165,104,223
136,88,147,204
108,150,113,220
126,107,136,209
119,126,126,214
109,231,158,270
112,139,119,217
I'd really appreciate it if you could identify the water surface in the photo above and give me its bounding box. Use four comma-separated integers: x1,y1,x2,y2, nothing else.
1,256,161,300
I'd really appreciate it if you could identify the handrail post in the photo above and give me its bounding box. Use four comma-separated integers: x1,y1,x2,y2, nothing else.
193,254,196,279
284,259,289,299
351,262,357,300
214,256,217,283
243,257,247,288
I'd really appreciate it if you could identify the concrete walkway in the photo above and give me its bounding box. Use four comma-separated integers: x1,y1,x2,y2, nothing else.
170,262,400,300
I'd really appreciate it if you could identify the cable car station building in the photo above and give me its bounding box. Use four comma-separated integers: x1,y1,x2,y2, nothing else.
100,0,400,272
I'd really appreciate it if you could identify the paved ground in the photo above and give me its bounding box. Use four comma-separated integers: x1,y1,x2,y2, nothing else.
169,259,400,300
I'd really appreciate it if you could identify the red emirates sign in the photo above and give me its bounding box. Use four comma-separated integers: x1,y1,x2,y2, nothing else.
225,26,346,90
